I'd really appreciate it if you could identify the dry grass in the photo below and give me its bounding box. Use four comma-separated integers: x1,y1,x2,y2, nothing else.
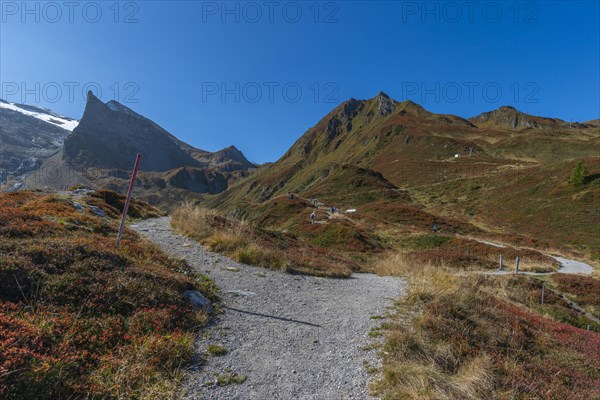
171,203,354,277
170,204,223,240
370,253,495,400
481,253,559,273
371,252,457,300
376,231,560,273
370,252,600,400
172,203,285,270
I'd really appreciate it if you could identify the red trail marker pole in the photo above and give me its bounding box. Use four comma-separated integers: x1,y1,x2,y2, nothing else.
116,153,141,247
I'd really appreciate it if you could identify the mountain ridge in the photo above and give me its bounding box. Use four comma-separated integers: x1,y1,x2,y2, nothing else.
207,92,600,213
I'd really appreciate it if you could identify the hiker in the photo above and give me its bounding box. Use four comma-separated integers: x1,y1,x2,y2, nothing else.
329,206,335,219
432,224,439,233
310,211,316,224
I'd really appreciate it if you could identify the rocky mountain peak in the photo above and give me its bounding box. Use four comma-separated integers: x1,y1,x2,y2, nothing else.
64,94,201,171
217,145,247,162
374,91,396,116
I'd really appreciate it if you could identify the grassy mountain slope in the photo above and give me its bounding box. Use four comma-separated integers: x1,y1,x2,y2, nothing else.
207,93,599,259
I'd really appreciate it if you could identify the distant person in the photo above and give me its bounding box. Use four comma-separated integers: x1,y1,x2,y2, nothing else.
310,211,316,224
329,206,335,219
432,224,439,233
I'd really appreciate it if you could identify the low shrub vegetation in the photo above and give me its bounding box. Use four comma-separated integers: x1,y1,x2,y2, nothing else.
0,191,215,399
552,273,600,319
171,203,356,277
370,252,600,399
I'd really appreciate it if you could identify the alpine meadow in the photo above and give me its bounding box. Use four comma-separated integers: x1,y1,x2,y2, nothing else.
1,2,599,399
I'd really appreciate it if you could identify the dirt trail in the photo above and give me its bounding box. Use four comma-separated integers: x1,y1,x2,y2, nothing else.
131,217,405,400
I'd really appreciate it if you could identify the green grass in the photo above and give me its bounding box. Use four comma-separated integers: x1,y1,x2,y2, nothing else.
207,344,227,357
214,372,247,386
406,234,452,250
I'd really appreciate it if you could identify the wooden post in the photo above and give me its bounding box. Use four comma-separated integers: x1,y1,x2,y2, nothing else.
499,254,503,271
515,256,520,274
116,153,141,247
541,285,545,304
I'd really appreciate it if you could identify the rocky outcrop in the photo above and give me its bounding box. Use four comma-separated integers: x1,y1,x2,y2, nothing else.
375,92,396,117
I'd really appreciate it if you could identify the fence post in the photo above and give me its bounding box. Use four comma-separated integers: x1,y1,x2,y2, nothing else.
499,254,503,271
541,285,545,304
116,153,141,247
515,256,520,274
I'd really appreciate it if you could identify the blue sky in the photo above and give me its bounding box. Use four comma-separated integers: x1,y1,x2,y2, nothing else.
1,1,598,163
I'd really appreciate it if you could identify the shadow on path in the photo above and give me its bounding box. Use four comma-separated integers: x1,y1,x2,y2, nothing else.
222,305,322,328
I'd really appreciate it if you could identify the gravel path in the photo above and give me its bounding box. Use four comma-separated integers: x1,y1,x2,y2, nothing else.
550,256,593,275
469,238,594,275
131,217,406,400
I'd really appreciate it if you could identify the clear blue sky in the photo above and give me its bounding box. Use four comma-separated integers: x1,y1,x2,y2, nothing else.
1,1,598,163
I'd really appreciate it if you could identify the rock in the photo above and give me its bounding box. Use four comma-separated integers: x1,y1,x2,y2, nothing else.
72,188,95,196
376,92,396,117
184,290,213,311
89,205,105,217
72,202,85,211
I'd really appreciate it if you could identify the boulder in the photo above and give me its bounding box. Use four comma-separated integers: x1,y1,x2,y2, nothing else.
184,290,213,312
89,205,105,217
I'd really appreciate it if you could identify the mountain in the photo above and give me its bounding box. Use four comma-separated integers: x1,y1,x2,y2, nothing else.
0,99,78,187
63,92,204,172
206,92,599,258
208,92,494,208
7,92,254,208
199,145,256,171
4,91,598,253
468,105,594,130
211,93,600,207
61,92,255,174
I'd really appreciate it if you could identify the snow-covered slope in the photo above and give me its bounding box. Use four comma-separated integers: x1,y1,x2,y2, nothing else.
0,99,77,185
0,99,79,131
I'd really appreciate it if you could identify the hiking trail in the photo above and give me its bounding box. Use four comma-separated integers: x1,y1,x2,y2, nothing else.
131,217,406,400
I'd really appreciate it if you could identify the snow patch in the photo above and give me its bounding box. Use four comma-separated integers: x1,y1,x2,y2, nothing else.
0,101,79,131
